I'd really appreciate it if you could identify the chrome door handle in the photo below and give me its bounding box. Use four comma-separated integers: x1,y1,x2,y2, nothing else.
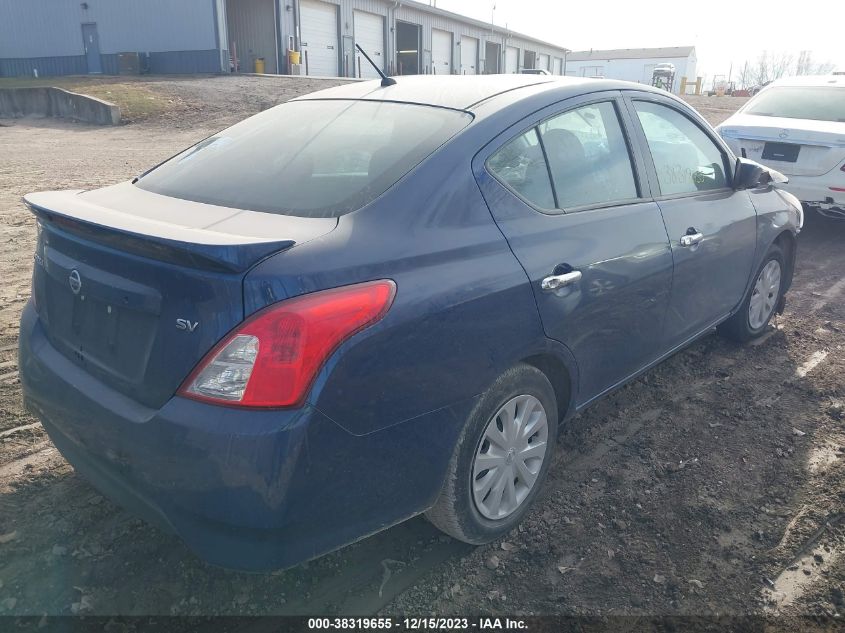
680,232,704,247
541,270,582,291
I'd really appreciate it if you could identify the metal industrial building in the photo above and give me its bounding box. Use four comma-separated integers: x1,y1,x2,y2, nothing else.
564,46,698,94
0,0,569,78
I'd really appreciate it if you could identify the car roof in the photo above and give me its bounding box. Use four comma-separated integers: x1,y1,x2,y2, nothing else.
768,75,845,88
293,74,656,111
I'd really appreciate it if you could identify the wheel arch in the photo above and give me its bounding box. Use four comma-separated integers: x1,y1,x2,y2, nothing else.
521,352,575,424
773,229,797,292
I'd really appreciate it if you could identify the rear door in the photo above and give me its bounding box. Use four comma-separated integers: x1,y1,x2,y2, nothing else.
300,0,339,77
353,10,384,79
474,92,674,404
625,93,757,348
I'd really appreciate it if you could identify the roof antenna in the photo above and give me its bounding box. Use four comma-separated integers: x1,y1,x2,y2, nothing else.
356,44,396,87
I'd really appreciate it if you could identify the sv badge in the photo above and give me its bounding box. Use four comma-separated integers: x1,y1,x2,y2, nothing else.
176,318,199,332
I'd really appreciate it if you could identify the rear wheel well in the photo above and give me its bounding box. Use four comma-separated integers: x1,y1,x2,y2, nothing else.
521,354,572,423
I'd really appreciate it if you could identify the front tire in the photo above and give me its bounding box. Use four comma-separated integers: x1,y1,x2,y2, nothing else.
425,364,558,544
718,244,786,342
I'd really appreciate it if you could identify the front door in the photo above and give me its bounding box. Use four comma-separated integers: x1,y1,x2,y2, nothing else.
81,23,102,74
626,94,757,348
474,93,674,404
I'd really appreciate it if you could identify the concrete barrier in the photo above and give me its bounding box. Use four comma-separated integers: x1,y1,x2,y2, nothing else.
0,87,120,125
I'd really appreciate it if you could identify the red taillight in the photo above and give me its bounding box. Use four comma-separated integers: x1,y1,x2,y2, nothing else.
178,280,396,408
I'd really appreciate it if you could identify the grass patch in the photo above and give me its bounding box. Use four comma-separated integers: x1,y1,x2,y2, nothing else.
0,76,174,122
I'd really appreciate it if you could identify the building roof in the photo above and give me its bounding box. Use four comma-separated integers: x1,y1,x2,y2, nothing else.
402,0,570,53
567,46,695,61
295,74,649,110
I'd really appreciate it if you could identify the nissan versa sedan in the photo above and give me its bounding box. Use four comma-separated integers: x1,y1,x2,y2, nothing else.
20,75,803,571
717,75,845,219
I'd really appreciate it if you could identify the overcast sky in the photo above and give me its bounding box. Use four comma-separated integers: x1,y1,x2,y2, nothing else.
432,0,843,79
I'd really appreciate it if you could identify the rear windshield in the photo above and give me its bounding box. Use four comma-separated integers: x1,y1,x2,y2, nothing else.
744,86,845,123
137,100,472,217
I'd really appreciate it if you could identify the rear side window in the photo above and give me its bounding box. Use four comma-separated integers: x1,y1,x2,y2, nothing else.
634,101,728,196
487,129,556,209
538,101,638,208
137,100,472,218
744,86,845,123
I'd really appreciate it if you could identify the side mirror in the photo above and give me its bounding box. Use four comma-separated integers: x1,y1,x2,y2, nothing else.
734,157,788,190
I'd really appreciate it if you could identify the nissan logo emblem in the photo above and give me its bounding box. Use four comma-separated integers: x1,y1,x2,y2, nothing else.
68,269,82,295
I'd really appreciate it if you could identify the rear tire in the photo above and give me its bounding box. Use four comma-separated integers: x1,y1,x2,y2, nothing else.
425,364,558,544
718,244,786,343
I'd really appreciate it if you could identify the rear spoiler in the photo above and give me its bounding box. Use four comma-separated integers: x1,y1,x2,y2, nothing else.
24,187,334,273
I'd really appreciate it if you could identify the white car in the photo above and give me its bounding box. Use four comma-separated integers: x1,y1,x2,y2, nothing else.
717,75,845,219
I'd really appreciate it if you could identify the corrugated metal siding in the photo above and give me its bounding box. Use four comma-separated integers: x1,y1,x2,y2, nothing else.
0,56,87,78
226,0,278,73
0,0,216,58
0,0,566,78
275,0,567,77
390,3,566,75
148,50,222,73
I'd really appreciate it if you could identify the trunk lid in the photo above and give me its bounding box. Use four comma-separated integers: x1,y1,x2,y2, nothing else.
720,113,845,177
26,183,337,409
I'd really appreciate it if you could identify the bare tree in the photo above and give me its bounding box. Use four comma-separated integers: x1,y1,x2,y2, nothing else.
753,50,770,85
770,51,794,80
737,61,752,89
728,49,836,91
795,50,813,75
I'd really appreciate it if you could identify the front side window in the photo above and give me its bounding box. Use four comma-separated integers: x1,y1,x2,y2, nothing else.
538,101,638,209
744,86,845,123
487,129,555,209
634,101,728,196
137,100,471,218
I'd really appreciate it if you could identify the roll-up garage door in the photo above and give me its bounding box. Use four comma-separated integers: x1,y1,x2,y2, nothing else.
460,36,478,75
504,46,519,73
431,28,452,75
353,10,384,78
538,53,550,71
300,0,338,77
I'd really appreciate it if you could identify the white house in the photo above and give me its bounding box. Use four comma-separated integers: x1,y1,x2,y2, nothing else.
565,46,697,94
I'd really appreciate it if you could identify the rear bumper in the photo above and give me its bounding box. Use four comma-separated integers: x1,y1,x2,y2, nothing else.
19,300,470,570
780,174,845,209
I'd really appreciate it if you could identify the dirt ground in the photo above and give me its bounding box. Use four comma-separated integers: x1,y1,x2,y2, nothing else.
0,77,842,624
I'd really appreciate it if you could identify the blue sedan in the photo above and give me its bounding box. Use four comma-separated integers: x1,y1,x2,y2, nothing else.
19,75,802,570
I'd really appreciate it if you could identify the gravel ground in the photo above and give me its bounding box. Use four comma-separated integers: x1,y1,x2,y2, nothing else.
0,77,841,624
